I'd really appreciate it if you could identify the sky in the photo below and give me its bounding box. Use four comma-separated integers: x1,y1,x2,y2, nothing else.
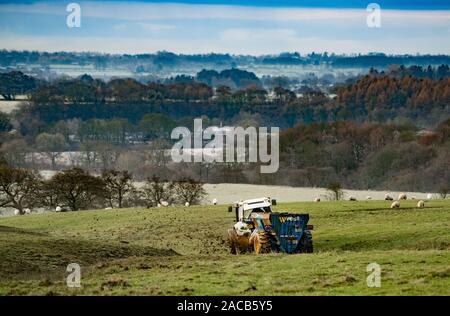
0,0,449,55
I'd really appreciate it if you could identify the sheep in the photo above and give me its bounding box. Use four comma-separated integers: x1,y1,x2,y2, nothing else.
349,196,357,201
417,200,425,208
185,202,190,207
104,207,113,210
157,203,161,208
427,193,433,200
14,209,20,216
398,193,407,200
366,196,372,200
160,201,169,207
212,198,218,205
8,129,18,136
24,208,31,214
314,197,320,202
385,193,394,201
55,206,62,212
390,201,400,209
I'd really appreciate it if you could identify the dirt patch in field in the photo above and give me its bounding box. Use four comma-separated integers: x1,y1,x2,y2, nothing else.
0,227,179,280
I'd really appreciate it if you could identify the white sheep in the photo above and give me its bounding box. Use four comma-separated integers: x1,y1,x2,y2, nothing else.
390,201,400,209
385,193,393,201
14,209,20,216
398,193,407,200
160,201,169,207
349,196,357,201
157,203,161,208
417,200,425,208
55,206,62,212
427,193,433,200
212,198,218,205
185,202,190,207
314,197,320,202
366,196,372,200
104,207,112,210
24,208,31,214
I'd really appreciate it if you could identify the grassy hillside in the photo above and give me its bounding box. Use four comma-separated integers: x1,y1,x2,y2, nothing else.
0,200,449,295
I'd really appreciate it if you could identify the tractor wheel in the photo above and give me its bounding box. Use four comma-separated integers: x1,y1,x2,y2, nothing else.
228,229,252,254
296,230,313,253
252,231,276,254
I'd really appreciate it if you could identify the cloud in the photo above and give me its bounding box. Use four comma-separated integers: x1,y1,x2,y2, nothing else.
113,24,127,30
220,28,297,44
139,23,175,33
220,28,252,41
0,1,449,54
1,1,449,22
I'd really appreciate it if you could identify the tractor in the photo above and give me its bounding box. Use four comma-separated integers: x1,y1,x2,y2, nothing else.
227,197,313,254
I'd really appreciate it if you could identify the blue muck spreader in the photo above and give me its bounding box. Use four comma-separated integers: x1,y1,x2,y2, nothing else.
227,197,313,254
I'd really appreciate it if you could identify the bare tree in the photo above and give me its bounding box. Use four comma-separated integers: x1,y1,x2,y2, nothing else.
0,138,28,167
80,140,98,170
115,150,145,175
0,166,40,214
35,132,67,169
102,169,134,208
46,168,105,211
439,185,449,199
199,162,215,182
36,179,58,210
147,139,170,167
173,177,206,205
326,182,345,201
96,142,121,172
140,176,174,208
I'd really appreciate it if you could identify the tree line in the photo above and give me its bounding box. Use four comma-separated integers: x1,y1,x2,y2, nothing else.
2,50,450,69
0,119,448,193
0,66,449,192
277,119,450,192
0,165,206,214
1,64,447,139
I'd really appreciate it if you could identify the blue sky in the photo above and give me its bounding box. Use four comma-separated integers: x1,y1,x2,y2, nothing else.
0,0,449,54
2,1,450,9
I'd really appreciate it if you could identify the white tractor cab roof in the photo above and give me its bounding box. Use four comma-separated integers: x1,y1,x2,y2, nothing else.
235,197,272,221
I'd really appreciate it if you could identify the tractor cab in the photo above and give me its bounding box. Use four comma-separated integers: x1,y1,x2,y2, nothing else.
231,197,273,222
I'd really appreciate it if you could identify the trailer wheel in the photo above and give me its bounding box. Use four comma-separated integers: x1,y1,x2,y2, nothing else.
296,230,313,253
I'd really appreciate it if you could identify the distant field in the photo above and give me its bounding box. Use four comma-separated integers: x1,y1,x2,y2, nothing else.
48,64,134,78
0,100,25,114
0,94,27,113
203,183,432,204
0,200,449,295
34,173,434,204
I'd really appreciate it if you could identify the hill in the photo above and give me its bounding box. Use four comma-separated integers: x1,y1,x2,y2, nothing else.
0,200,449,295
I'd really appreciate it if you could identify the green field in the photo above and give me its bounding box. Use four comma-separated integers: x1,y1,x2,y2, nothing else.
0,200,449,296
